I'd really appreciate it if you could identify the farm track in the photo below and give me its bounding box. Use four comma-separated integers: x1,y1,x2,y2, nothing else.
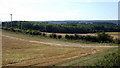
2,35,118,48
1,31,119,66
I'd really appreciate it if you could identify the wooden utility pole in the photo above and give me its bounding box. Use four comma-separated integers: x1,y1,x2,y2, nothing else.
10,14,12,22
10,14,12,27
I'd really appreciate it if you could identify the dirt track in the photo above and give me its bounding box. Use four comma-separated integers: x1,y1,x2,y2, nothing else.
2,31,118,66
2,35,118,48
2,33,118,48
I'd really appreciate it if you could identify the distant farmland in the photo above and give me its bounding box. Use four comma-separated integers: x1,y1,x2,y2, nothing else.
1,21,119,67
2,31,117,66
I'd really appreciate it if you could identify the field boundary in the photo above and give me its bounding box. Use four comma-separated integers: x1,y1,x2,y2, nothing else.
57,48,118,66
2,35,118,48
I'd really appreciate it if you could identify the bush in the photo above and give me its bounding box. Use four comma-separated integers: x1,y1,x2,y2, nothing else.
42,33,46,36
79,35,84,40
25,30,30,34
114,39,120,44
49,34,52,38
93,52,120,66
29,30,33,35
38,32,42,35
14,28,21,32
97,32,113,43
69,35,74,40
8,27,15,32
2,27,8,30
65,34,98,42
84,35,98,42
65,34,70,39
90,36,98,42
57,35,62,39
49,33,57,38
33,30,41,35
74,34,79,40
53,33,57,38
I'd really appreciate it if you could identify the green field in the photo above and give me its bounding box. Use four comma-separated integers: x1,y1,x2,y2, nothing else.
58,48,119,67
105,32,120,35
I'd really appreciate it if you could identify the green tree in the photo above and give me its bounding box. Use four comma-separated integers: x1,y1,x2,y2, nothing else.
97,32,113,43
57,35,62,39
65,34,70,39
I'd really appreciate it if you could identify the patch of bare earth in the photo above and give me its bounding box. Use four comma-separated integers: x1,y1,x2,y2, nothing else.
2,32,114,66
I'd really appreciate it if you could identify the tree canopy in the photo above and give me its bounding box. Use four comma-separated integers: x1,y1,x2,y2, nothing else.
2,21,119,33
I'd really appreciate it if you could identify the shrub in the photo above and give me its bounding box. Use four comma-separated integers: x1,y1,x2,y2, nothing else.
33,31,36,35
14,28,21,32
2,27,8,30
69,35,74,40
49,34,52,38
38,32,42,35
53,33,57,38
29,30,35,35
90,36,98,42
33,30,41,35
84,35,98,42
25,30,30,34
74,34,79,40
8,27,15,32
93,52,119,66
65,34,70,39
97,32,113,43
49,33,57,38
42,33,46,36
84,35,91,41
114,39,120,44
57,35,62,39
79,35,84,39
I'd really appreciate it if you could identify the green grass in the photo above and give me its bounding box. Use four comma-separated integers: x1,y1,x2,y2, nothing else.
2,30,118,46
68,56,96,66
64,48,119,66
90,48,119,66
105,32,120,35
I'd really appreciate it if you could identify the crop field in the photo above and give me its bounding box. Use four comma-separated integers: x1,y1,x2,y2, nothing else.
2,31,117,66
105,32,120,39
43,32,120,39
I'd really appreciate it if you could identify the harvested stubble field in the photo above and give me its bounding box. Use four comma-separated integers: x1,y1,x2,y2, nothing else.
43,32,120,39
2,31,117,66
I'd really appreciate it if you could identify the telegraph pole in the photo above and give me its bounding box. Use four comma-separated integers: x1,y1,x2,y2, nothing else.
10,14,12,22
10,14,12,27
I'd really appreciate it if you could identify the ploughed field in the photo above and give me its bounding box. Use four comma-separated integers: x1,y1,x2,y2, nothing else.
2,31,116,66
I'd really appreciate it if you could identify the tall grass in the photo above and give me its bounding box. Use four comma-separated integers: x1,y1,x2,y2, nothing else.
91,49,119,67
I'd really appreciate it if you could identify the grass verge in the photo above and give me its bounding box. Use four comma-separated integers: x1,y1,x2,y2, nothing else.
66,48,119,66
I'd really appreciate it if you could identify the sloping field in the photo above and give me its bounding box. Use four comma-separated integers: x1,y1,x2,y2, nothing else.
43,32,120,39
2,31,117,66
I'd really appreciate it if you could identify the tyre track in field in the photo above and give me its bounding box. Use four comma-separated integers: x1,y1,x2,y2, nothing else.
2,35,118,48
2,34,118,66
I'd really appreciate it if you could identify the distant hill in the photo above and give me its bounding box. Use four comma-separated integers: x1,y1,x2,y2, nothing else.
29,20,118,25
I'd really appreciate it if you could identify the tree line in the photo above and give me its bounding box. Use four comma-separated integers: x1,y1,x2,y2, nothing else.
2,21,119,33
2,26,120,44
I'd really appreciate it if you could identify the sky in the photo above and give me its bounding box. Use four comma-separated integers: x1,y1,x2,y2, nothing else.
0,0,119,21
